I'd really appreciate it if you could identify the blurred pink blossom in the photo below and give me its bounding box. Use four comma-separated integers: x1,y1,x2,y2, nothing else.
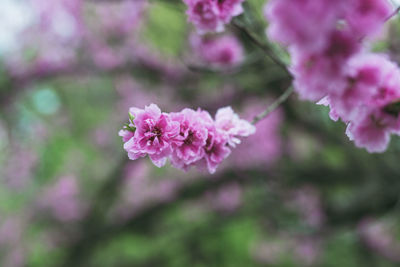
358,218,400,262
184,0,244,33
0,217,26,267
37,176,85,222
170,108,209,170
114,161,180,220
190,34,244,69
209,182,242,212
293,237,321,266
2,145,38,190
252,236,321,265
3,246,25,267
287,185,325,228
230,100,282,169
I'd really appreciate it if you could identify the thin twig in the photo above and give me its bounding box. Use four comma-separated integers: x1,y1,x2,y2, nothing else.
231,20,294,125
232,20,292,78
386,6,400,22
252,86,294,125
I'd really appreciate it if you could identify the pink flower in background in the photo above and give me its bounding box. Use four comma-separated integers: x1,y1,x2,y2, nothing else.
288,185,325,228
84,0,147,69
115,76,161,115
265,0,391,102
290,49,345,102
30,0,83,40
311,54,400,153
252,236,321,266
215,106,255,147
216,0,244,23
2,146,38,190
3,0,83,79
191,34,244,68
113,161,180,220
184,0,223,33
211,182,242,212
265,0,390,52
265,0,339,52
87,0,147,35
323,53,400,152
3,246,25,267
123,104,180,167
358,218,400,262
293,238,321,266
230,101,282,169
265,0,400,153
345,0,392,37
170,108,208,170
290,30,361,101
133,44,186,82
38,176,85,222
346,109,398,153
0,217,23,247
184,0,244,33
329,54,400,118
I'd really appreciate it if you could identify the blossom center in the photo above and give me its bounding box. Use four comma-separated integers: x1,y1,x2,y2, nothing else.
150,127,162,141
184,131,195,145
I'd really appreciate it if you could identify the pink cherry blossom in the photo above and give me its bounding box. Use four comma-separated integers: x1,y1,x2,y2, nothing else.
265,0,392,103
170,108,208,170
346,108,400,153
290,30,361,101
184,0,223,33
330,53,400,121
118,128,134,143
122,104,180,167
317,97,340,122
183,0,244,33
345,0,392,37
265,0,400,153
265,0,339,53
120,104,254,173
216,0,244,24
201,126,231,174
193,108,232,174
215,106,255,147
322,53,400,152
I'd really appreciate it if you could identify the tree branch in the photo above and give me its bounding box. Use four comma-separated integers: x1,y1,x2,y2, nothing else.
252,86,294,124
231,20,292,78
386,5,400,21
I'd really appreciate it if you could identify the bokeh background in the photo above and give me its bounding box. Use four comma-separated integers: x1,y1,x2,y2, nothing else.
1,0,400,266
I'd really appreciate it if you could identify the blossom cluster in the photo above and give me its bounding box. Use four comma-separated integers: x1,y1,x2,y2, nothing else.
5,0,151,79
190,33,244,69
265,0,400,152
183,0,245,34
119,104,255,173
